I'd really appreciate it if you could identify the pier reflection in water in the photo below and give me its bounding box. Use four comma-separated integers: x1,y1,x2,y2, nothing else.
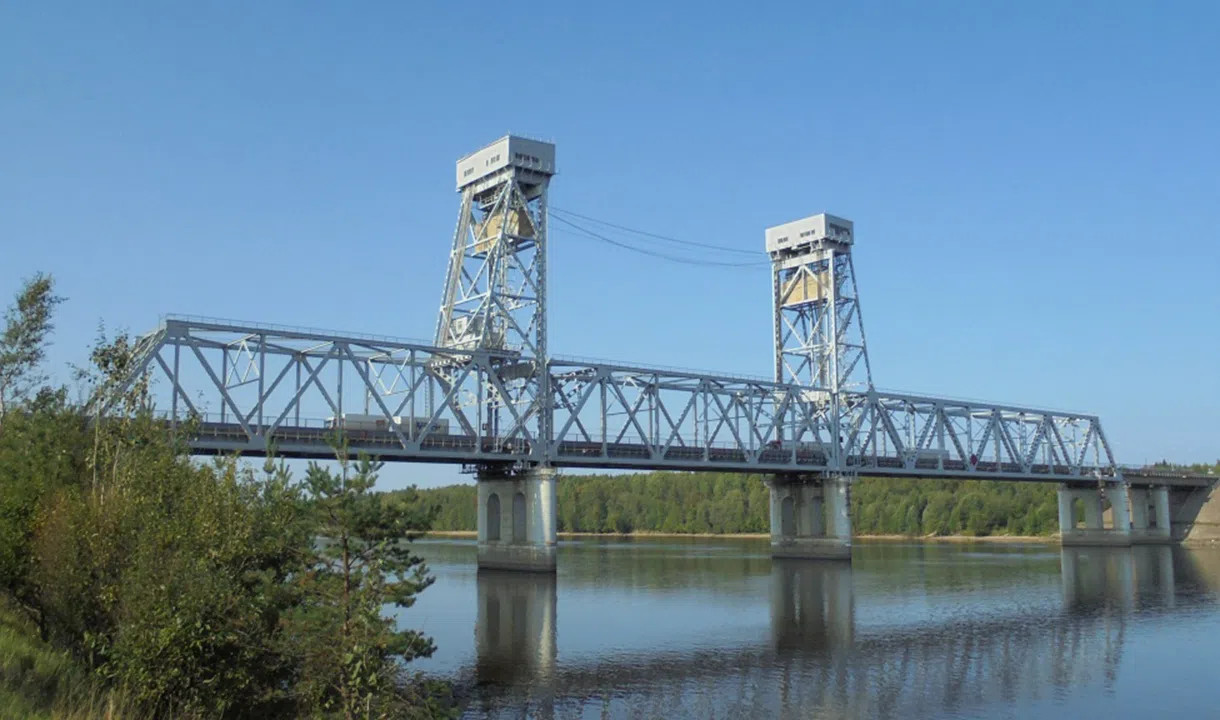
769,559,854,651
408,538,1220,719
474,569,558,713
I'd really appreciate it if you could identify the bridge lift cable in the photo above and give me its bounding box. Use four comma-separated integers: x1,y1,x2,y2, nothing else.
548,212,770,268
548,205,759,256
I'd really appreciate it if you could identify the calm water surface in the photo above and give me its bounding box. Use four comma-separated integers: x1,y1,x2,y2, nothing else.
402,538,1220,719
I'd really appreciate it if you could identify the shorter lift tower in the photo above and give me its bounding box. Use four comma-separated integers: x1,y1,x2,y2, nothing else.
766,213,872,395
764,213,872,559
436,135,560,571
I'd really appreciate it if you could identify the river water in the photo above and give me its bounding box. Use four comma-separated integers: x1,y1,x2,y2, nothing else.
403,538,1220,719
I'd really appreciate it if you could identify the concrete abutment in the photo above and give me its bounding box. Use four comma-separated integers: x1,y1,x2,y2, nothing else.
1058,481,1172,547
1169,483,1220,543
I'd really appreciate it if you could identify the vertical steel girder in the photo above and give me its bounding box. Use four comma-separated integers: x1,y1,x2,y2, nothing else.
772,243,874,474
435,179,546,357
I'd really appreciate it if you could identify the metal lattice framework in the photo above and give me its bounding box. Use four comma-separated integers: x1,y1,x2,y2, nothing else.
98,317,543,464
548,359,1116,478
433,136,555,456
97,316,1120,481
93,134,1135,484
768,214,872,392
767,214,874,471
435,164,549,358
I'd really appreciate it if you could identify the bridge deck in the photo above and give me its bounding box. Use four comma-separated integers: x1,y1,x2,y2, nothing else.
96,317,1203,487
183,421,1207,486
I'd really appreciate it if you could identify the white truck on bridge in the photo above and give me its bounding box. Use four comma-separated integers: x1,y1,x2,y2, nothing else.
325,414,449,435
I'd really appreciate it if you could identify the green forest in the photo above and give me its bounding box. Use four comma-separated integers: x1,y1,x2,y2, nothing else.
423,473,1068,537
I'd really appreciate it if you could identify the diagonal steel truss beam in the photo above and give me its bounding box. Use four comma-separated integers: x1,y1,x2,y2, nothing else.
93,317,1120,480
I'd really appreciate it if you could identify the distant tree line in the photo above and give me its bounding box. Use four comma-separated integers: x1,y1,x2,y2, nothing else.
1150,459,1220,475
416,471,1068,537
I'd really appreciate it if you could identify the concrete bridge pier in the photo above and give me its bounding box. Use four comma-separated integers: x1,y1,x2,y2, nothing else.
476,465,557,572
1128,486,1172,543
768,474,852,561
1057,481,1132,547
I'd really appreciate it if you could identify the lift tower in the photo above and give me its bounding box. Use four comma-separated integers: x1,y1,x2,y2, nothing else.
437,135,559,572
766,213,872,393
765,213,873,560
436,136,556,446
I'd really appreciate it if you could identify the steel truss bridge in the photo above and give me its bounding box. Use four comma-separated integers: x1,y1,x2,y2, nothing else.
115,315,1124,482
96,134,1197,488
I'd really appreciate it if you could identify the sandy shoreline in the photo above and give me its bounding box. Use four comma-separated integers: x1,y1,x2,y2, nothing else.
423,530,1055,543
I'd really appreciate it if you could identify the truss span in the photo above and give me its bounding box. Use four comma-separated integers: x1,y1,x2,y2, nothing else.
94,317,1131,483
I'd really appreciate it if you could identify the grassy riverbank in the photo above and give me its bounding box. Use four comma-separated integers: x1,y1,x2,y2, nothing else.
0,600,135,720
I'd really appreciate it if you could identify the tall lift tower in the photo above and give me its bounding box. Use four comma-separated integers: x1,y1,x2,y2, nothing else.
437,135,555,357
437,135,560,572
436,135,556,446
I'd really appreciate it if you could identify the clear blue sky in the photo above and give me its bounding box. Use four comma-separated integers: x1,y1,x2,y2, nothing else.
2,1,1217,488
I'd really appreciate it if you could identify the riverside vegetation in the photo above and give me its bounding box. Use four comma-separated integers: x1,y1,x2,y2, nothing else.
0,274,451,718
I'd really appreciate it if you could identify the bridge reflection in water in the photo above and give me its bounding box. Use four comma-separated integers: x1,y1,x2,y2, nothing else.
457,544,1216,720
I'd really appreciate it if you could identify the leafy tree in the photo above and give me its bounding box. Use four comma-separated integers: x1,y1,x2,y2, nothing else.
0,387,88,636
28,332,313,717
59,458,310,717
425,484,477,531
0,272,63,422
